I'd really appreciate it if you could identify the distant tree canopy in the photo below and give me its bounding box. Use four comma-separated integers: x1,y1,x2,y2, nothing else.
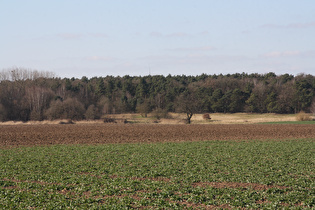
0,68,315,121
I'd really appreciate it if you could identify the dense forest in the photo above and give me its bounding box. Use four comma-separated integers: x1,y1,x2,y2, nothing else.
0,68,315,122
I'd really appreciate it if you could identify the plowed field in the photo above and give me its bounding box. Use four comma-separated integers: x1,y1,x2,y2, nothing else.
1,124,314,147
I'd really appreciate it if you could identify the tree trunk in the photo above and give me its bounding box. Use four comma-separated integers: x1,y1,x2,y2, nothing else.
186,112,193,124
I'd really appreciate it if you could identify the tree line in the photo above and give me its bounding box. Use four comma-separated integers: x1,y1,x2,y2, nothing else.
0,68,315,122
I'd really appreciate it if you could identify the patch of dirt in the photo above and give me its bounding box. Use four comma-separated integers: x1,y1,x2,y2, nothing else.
193,181,288,190
256,199,271,204
0,124,314,147
180,202,233,210
1,185,17,190
129,176,171,182
86,191,234,209
2,178,53,186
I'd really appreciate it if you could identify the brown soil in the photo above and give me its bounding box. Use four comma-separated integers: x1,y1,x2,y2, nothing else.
192,181,288,191
0,124,314,147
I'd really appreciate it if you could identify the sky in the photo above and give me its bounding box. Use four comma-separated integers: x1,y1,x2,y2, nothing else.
1,0,315,78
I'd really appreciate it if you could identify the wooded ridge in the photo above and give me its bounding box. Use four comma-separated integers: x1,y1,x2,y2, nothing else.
0,68,314,121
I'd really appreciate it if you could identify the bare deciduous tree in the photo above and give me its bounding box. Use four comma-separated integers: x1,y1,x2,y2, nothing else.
0,67,55,81
25,86,53,120
310,97,315,116
98,96,113,115
0,104,7,121
136,99,151,117
175,91,201,124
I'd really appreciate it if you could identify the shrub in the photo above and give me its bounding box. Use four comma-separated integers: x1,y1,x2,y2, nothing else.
85,104,99,120
45,99,64,120
59,119,74,124
296,111,311,121
62,98,85,120
151,108,171,120
103,118,116,123
203,113,211,120
45,98,85,120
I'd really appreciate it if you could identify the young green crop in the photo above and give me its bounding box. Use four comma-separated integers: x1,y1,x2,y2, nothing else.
0,139,314,209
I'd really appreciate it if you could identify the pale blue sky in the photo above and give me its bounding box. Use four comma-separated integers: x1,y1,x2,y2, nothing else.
1,0,315,78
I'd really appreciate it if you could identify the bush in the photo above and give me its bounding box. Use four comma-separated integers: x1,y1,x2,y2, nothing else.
45,98,85,120
151,108,171,120
103,118,116,123
296,111,311,121
85,104,99,120
62,98,85,120
59,119,74,124
203,113,211,120
45,99,64,120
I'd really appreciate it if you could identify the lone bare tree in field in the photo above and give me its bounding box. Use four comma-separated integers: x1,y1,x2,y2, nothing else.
175,91,201,124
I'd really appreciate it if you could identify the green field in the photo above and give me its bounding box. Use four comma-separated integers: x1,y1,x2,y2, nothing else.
1,139,314,209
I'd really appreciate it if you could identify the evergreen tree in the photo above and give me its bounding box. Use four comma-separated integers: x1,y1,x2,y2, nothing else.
95,78,106,98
